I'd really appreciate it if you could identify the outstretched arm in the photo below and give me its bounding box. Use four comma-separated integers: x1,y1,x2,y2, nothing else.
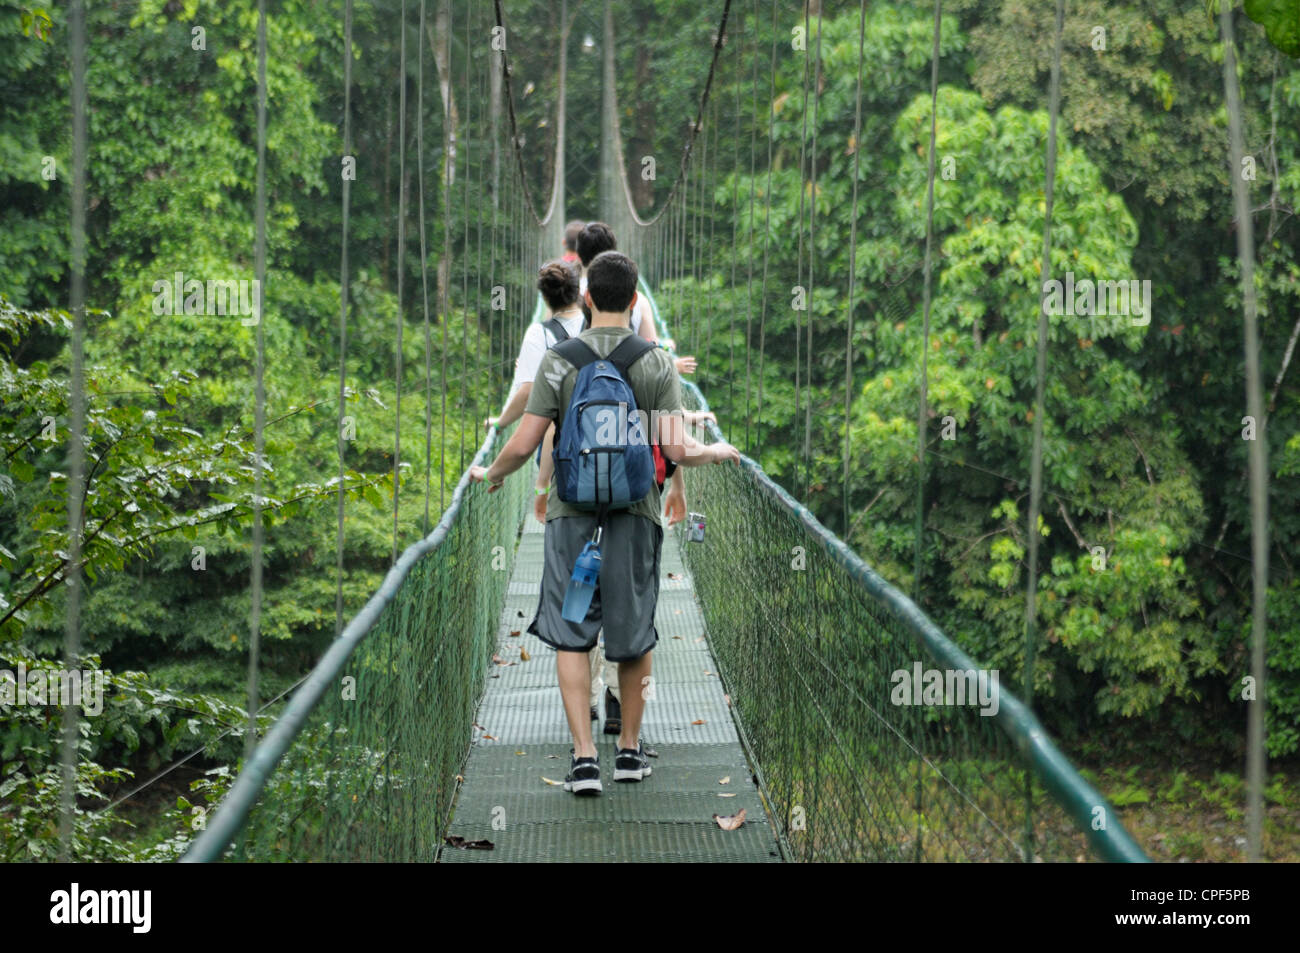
470,412,552,490
487,382,533,431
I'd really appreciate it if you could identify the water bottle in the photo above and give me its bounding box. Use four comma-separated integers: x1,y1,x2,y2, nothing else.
562,540,602,622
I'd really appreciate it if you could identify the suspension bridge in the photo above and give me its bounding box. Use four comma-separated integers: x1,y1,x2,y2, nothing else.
40,0,1275,864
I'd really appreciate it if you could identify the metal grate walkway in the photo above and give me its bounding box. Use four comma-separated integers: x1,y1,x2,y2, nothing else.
440,514,782,862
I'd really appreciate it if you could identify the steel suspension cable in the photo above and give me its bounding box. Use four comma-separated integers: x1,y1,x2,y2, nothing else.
793,0,809,498
913,0,942,602
804,2,823,499
1022,0,1066,862
419,0,432,535
246,0,269,762
393,0,408,564
744,0,759,455
843,0,867,536
754,0,778,449
335,0,354,635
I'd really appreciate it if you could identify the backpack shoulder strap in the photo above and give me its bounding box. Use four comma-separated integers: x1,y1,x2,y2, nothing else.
543,317,570,345
552,337,600,371
605,334,656,377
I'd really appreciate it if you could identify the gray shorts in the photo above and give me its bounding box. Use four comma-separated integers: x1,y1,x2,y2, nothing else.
527,512,663,662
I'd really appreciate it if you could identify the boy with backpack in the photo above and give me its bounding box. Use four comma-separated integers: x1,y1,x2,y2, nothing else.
470,251,739,795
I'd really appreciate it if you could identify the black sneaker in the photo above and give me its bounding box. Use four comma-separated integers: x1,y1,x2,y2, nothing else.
563,751,602,795
602,688,622,736
614,741,652,782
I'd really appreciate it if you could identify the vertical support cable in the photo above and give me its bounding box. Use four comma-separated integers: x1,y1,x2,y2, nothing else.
793,0,810,496
755,0,778,447
804,2,823,499
246,0,268,760
59,0,88,860
335,0,354,636
744,0,759,455
393,0,408,563
419,0,432,535
1219,0,1269,864
914,1,942,601
1022,0,1066,862
844,0,867,536
439,0,451,513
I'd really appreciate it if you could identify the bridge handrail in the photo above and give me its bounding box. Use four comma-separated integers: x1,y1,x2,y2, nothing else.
182,424,509,863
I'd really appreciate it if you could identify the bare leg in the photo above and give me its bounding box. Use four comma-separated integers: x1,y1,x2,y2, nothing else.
588,643,603,709
603,652,620,704
617,651,652,751
558,650,596,759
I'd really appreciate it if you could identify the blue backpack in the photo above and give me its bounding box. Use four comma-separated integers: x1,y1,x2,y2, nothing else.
551,334,658,512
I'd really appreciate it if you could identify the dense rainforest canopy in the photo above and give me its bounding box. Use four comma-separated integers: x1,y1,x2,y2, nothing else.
1,0,1298,860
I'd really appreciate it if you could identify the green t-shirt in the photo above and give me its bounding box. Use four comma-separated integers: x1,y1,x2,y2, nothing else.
525,325,682,524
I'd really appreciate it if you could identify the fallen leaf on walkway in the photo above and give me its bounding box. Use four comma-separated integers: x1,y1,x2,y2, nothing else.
473,723,486,730
704,670,714,676
492,654,507,665
445,835,494,850
713,809,746,831
516,610,525,617
520,647,531,661
719,776,731,785
515,750,526,756
483,734,496,741
692,719,706,725
672,635,683,640
695,637,704,643
667,572,682,580
541,776,563,786
491,673,500,678
675,609,682,615
724,694,731,707
510,630,521,637
455,775,464,782
546,754,561,759
718,793,737,798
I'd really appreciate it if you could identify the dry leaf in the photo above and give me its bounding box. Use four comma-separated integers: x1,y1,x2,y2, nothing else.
692,719,706,726
667,572,682,580
473,723,485,730
520,647,531,661
541,776,563,786
672,635,683,640
492,654,507,665
515,750,526,756
704,670,714,676
719,776,731,785
713,808,746,831
718,792,737,798
694,637,704,643
444,835,494,850
455,775,464,782
510,629,521,637
546,754,561,759
482,734,496,741
724,694,731,708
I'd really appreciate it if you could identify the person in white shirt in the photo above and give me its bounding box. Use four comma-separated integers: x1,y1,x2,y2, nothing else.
489,261,587,431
